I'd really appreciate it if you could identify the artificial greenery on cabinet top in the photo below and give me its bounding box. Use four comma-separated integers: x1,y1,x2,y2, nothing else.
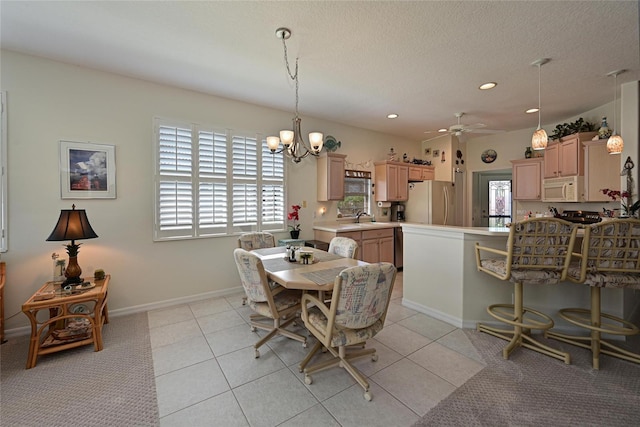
549,117,596,140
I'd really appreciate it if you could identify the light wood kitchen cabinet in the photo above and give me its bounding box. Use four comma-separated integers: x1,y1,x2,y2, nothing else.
408,165,435,182
582,139,621,201
374,161,409,202
543,132,597,178
512,158,542,201
317,152,347,201
361,228,394,264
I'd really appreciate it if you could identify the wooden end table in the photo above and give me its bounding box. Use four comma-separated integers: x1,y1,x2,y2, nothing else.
21,275,110,369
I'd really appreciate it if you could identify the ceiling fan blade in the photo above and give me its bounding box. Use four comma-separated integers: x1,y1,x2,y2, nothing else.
467,128,505,134
421,133,452,143
462,123,487,130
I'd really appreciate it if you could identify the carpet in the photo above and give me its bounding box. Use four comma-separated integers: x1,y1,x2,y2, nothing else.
414,329,640,426
1,312,159,426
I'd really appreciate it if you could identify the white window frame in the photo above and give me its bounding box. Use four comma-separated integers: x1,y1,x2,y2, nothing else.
153,118,285,241
0,92,7,252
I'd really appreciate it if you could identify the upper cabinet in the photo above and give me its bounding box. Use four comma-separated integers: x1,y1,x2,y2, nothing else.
317,153,346,201
543,131,597,178
374,161,409,202
408,165,435,182
582,139,621,201
512,158,542,201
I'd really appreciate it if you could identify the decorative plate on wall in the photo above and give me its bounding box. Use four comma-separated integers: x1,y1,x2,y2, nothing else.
323,135,341,152
481,149,497,164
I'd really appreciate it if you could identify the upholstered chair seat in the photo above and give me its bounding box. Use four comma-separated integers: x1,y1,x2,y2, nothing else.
299,263,397,401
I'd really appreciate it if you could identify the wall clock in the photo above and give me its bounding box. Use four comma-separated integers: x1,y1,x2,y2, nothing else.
481,149,497,164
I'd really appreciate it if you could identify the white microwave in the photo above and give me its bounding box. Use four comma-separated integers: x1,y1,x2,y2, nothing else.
542,176,583,202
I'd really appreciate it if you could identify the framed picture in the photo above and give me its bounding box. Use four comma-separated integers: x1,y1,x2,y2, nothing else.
424,147,431,156
59,141,116,199
432,149,440,157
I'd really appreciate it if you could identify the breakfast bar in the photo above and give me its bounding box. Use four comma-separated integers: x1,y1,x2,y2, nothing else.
401,224,628,331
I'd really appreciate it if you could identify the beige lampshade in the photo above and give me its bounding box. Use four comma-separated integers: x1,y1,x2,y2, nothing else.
309,132,324,151
606,134,623,154
266,136,280,152
279,130,294,146
531,128,548,150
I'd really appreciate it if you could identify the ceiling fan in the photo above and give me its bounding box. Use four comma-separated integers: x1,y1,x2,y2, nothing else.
423,112,503,142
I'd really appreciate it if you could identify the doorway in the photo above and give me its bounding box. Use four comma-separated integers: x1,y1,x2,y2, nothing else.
472,170,512,227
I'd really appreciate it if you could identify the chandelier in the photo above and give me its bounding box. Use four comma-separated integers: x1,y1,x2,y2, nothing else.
266,27,323,163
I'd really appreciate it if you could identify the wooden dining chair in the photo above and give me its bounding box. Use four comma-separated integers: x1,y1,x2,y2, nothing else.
299,263,397,401
475,218,578,364
233,248,307,358
546,218,640,369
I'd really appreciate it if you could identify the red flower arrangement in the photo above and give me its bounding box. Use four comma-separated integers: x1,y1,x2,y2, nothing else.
288,205,301,231
601,188,640,217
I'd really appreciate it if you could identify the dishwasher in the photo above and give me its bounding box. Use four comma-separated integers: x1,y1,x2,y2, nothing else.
394,226,403,270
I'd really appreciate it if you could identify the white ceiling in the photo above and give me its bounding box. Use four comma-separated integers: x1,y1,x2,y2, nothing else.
1,1,639,142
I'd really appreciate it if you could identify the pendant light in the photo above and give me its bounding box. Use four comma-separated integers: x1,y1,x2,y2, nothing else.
531,58,550,150
606,69,626,155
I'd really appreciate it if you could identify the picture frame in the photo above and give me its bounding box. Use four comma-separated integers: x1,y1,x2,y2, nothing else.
424,147,431,156
59,140,116,199
432,149,440,157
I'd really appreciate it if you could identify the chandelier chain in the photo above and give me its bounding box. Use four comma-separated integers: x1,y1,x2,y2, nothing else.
281,37,300,117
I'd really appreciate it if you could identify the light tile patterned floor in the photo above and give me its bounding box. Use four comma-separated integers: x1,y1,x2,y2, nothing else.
149,273,485,427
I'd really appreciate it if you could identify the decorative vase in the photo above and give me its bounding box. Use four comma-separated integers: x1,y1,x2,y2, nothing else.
598,117,612,139
290,230,300,239
525,147,532,158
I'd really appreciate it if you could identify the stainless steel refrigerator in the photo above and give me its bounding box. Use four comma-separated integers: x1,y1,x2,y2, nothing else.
404,177,463,225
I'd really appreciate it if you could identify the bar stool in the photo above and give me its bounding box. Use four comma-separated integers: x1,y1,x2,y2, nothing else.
546,219,640,369
475,218,578,363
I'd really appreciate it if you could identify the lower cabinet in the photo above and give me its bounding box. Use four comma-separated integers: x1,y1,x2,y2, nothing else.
361,228,394,264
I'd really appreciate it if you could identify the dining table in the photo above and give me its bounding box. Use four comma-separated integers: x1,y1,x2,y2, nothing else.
252,246,368,292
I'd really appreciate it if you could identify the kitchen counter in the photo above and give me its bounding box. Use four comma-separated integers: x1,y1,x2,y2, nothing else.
401,223,625,331
312,221,404,233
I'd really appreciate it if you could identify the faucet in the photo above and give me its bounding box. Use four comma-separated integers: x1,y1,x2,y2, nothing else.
355,211,368,223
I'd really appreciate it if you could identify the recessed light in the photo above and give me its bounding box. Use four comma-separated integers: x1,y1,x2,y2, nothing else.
479,82,497,90
526,108,539,114
438,128,448,133
387,113,398,119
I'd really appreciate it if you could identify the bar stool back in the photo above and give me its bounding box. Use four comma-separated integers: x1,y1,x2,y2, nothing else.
546,218,640,369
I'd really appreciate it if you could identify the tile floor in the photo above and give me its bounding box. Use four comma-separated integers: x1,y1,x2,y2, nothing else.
148,273,486,427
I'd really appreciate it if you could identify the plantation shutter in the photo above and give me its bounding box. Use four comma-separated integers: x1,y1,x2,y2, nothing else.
197,129,228,235
261,139,285,230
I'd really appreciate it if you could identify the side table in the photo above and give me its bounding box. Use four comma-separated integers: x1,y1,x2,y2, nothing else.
21,275,110,369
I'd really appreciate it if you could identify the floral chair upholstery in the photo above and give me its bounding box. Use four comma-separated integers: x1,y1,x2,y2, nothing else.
237,232,276,305
233,248,306,358
475,218,578,363
546,218,640,369
299,263,397,401
237,232,276,251
328,237,359,259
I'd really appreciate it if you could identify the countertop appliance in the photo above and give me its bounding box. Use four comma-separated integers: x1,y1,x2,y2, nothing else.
555,210,602,224
391,203,405,222
404,178,462,226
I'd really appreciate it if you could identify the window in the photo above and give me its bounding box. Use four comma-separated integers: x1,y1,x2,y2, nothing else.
153,118,285,241
337,170,371,217
488,179,511,227
0,92,6,252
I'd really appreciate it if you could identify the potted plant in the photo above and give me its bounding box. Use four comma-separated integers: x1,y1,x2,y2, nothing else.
601,189,640,218
288,204,302,239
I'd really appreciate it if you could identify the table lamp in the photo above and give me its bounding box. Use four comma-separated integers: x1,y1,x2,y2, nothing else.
46,204,98,286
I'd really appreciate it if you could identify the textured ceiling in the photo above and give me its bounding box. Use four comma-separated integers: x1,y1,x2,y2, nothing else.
1,1,639,142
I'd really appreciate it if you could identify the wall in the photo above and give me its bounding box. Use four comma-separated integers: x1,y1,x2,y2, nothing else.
1,50,420,331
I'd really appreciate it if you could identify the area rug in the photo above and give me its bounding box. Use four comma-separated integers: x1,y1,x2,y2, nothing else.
0,312,159,426
414,329,640,426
